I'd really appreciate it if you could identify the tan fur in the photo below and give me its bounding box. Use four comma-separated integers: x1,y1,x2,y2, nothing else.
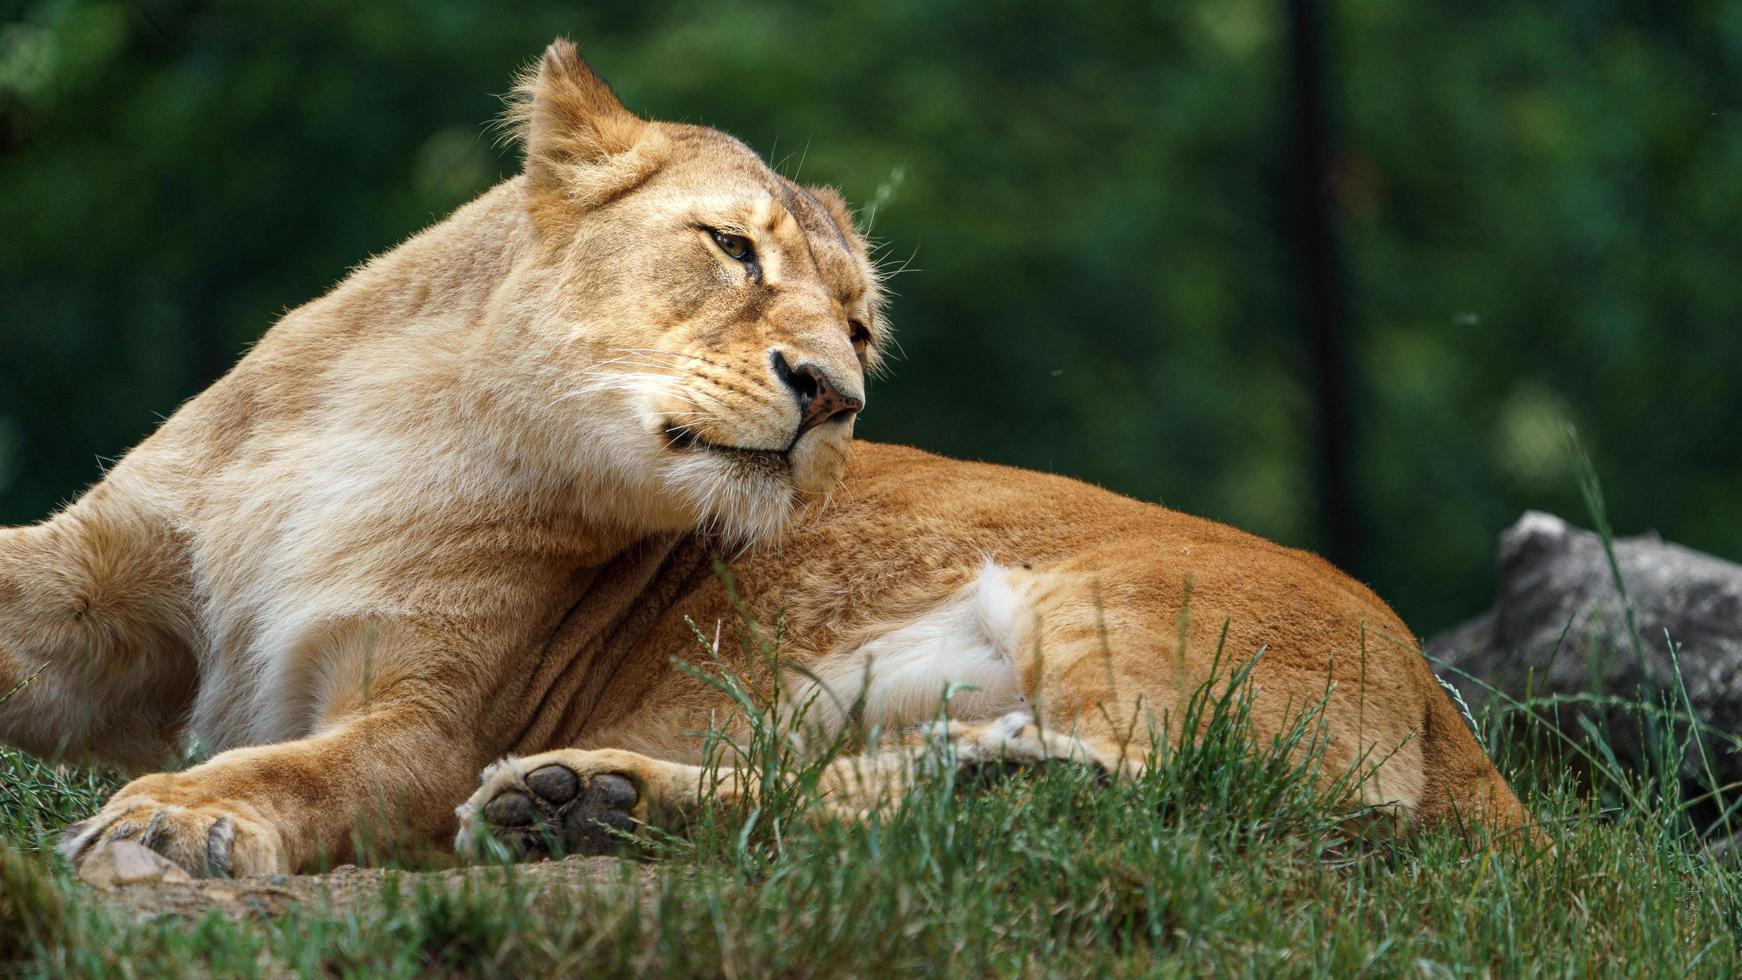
0,41,1536,879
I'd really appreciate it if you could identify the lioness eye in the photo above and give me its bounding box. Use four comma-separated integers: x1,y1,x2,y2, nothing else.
709,229,754,263
849,320,871,347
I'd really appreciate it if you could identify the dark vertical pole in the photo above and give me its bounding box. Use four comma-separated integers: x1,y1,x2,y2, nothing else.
1285,0,1361,576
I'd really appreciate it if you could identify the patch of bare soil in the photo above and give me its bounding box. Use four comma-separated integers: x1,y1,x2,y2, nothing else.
79,840,654,920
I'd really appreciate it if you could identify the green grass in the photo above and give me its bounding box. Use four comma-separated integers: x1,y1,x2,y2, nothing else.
4,650,1741,978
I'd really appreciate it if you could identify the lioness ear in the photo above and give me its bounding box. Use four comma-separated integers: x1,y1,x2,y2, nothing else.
510,39,666,213
805,185,864,243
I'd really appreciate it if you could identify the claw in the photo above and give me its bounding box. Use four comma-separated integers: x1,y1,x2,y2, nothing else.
140,808,173,852
206,815,235,877
57,817,101,865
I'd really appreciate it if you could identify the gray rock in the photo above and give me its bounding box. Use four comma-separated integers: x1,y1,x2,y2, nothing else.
1428,511,1742,805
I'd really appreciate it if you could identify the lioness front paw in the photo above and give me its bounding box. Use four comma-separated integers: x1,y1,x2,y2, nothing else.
60,781,286,880
455,751,646,862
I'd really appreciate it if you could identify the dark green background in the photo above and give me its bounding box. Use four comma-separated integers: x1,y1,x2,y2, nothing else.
2,0,1738,634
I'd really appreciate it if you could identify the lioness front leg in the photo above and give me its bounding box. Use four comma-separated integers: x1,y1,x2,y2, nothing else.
454,713,1117,861
63,701,484,878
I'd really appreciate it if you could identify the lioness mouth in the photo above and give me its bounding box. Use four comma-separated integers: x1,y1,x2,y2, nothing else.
664,423,789,465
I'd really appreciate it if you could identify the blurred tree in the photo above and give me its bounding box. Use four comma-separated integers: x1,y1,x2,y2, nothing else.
1,0,1738,633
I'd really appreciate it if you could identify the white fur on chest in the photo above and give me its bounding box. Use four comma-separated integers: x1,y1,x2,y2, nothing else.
187,422,516,750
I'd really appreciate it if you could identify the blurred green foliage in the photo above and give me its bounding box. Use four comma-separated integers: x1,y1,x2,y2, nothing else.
1,0,1738,632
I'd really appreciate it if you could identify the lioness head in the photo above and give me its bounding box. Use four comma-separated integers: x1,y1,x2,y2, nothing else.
501,40,886,543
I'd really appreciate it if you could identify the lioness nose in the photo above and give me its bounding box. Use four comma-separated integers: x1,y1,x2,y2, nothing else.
772,351,863,437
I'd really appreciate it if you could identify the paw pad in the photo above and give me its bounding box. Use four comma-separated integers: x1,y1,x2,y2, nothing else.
526,764,580,804
483,790,537,828
480,766,640,860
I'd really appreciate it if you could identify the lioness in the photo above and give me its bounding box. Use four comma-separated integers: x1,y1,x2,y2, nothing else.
0,41,1533,878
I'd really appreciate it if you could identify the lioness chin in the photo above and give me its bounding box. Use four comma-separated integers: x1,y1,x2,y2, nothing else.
0,41,1535,879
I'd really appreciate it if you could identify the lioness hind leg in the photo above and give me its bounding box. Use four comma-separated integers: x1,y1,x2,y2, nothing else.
0,497,198,771
454,712,1119,863
922,710,1131,780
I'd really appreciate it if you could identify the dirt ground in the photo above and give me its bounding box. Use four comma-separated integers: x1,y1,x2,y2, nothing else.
77,840,652,921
